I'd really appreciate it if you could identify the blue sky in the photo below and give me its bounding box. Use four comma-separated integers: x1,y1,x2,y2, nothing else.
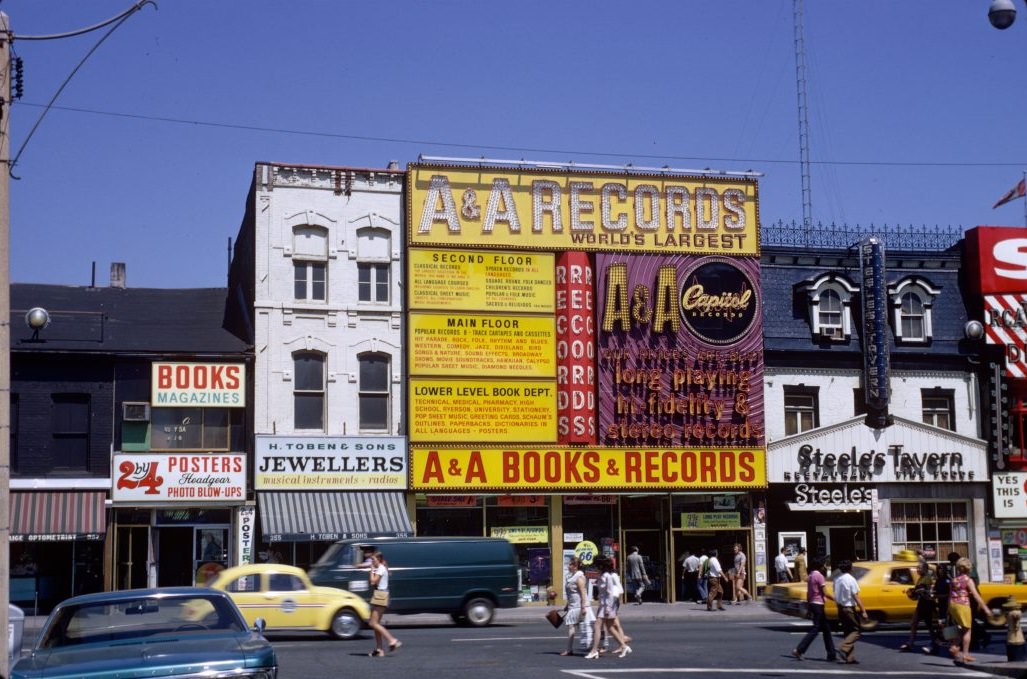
5,0,1027,288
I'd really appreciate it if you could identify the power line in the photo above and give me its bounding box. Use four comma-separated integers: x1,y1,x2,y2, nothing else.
15,101,1027,170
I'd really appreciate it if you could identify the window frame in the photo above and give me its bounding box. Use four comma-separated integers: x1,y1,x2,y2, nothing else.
357,262,390,304
889,276,940,344
921,388,955,431
51,393,91,471
783,385,819,436
294,351,326,432
149,407,231,452
358,353,390,431
294,260,327,302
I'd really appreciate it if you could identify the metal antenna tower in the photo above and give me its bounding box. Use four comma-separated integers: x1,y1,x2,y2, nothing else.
793,0,813,239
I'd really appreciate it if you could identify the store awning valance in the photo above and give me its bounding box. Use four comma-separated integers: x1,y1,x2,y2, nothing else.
10,491,107,542
259,492,412,543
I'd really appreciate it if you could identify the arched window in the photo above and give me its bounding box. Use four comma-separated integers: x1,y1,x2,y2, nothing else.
818,289,842,329
294,352,325,431
888,277,940,343
900,292,925,340
359,353,390,430
293,225,328,302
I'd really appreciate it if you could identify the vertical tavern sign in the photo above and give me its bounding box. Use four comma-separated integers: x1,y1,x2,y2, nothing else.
151,362,246,407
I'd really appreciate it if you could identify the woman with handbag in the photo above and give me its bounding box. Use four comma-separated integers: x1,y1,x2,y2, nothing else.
948,557,988,664
367,551,401,657
559,557,595,656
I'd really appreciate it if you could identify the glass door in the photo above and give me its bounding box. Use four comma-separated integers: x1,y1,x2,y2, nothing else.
114,525,151,590
195,526,230,585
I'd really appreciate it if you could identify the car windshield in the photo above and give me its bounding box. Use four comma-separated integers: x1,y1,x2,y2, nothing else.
40,593,246,648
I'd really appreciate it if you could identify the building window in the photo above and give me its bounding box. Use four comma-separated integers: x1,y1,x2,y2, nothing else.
784,386,819,436
52,393,90,470
359,353,390,430
294,261,327,301
798,273,858,340
358,263,389,303
819,289,842,329
922,388,955,431
899,292,925,340
889,276,940,343
150,408,229,450
294,352,325,431
891,501,970,562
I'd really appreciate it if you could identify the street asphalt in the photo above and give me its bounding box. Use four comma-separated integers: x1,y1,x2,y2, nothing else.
16,598,1027,677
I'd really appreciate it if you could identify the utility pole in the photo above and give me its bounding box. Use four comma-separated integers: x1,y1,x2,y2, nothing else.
0,10,11,679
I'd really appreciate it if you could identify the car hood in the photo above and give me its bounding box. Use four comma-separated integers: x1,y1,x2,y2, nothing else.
13,633,276,679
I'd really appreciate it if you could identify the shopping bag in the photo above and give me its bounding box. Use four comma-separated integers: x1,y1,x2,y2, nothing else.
545,609,565,628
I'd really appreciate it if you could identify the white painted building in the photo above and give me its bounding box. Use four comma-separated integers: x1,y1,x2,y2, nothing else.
227,162,412,567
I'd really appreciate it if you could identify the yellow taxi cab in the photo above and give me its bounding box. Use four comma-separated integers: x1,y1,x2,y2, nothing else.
764,553,1027,630
207,563,370,639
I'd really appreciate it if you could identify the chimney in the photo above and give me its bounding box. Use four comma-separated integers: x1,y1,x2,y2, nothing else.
110,262,126,288
387,160,399,170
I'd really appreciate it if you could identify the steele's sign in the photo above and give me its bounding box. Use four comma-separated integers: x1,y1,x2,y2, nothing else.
781,443,971,482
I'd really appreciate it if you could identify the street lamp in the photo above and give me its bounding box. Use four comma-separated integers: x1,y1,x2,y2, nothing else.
990,0,1018,29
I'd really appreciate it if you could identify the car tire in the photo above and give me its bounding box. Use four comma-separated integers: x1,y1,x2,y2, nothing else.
462,597,495,627
330,608,363,640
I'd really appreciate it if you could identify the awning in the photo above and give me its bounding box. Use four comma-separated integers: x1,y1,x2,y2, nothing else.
259,492,412,543
10,491,107,542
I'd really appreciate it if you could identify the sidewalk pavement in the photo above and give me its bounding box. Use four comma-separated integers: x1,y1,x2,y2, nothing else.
18,600,1027,678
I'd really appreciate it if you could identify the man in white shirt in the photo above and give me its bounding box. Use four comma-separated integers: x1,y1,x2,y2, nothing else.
830,559,868,664
775,547,794,583
697,550,710,604
682,551,700,603
705,549,727,611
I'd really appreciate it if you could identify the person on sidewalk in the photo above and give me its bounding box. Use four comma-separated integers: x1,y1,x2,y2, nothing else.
899,559,936,653
559,557,595,656
794,547,809,583
947,557,989,664
705,549,727,611
791,555,837,662
626,547,649,605
585,557,632,659
774,547,794,583
696,548,709,604
682,550,700,603
732,543,751,604
833,559,868,664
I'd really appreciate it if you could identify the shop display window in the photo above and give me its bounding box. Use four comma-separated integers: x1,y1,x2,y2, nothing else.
890,501,969,562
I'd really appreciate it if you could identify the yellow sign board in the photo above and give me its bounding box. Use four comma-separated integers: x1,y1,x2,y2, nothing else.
409,165,759,255
409,313,556,377
680,512,742,530
408,248,555,312
491,526,549,544
410,447,767,491
409,379,557,442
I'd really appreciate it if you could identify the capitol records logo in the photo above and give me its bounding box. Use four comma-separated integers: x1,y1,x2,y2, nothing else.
680,258,758,345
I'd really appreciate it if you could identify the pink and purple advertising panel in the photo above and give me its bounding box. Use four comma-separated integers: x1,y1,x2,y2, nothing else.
596,254,764,449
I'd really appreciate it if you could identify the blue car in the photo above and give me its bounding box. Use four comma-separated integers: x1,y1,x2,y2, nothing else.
12,587,277,679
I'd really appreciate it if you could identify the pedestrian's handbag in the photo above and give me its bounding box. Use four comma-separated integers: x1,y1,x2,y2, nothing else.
942,624,961,641
370,589,390,607
545,609,565,628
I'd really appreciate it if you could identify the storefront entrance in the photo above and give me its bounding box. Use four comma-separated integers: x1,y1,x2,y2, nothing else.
815,524,867,564
622,529,665,603
115,524,151,590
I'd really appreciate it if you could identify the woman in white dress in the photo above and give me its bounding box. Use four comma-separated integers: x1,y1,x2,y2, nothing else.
560,557,595,656
586,557,631,659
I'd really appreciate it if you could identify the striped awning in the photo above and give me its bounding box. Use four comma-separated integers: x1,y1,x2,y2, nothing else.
259,492,412,543
10,491,107,542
